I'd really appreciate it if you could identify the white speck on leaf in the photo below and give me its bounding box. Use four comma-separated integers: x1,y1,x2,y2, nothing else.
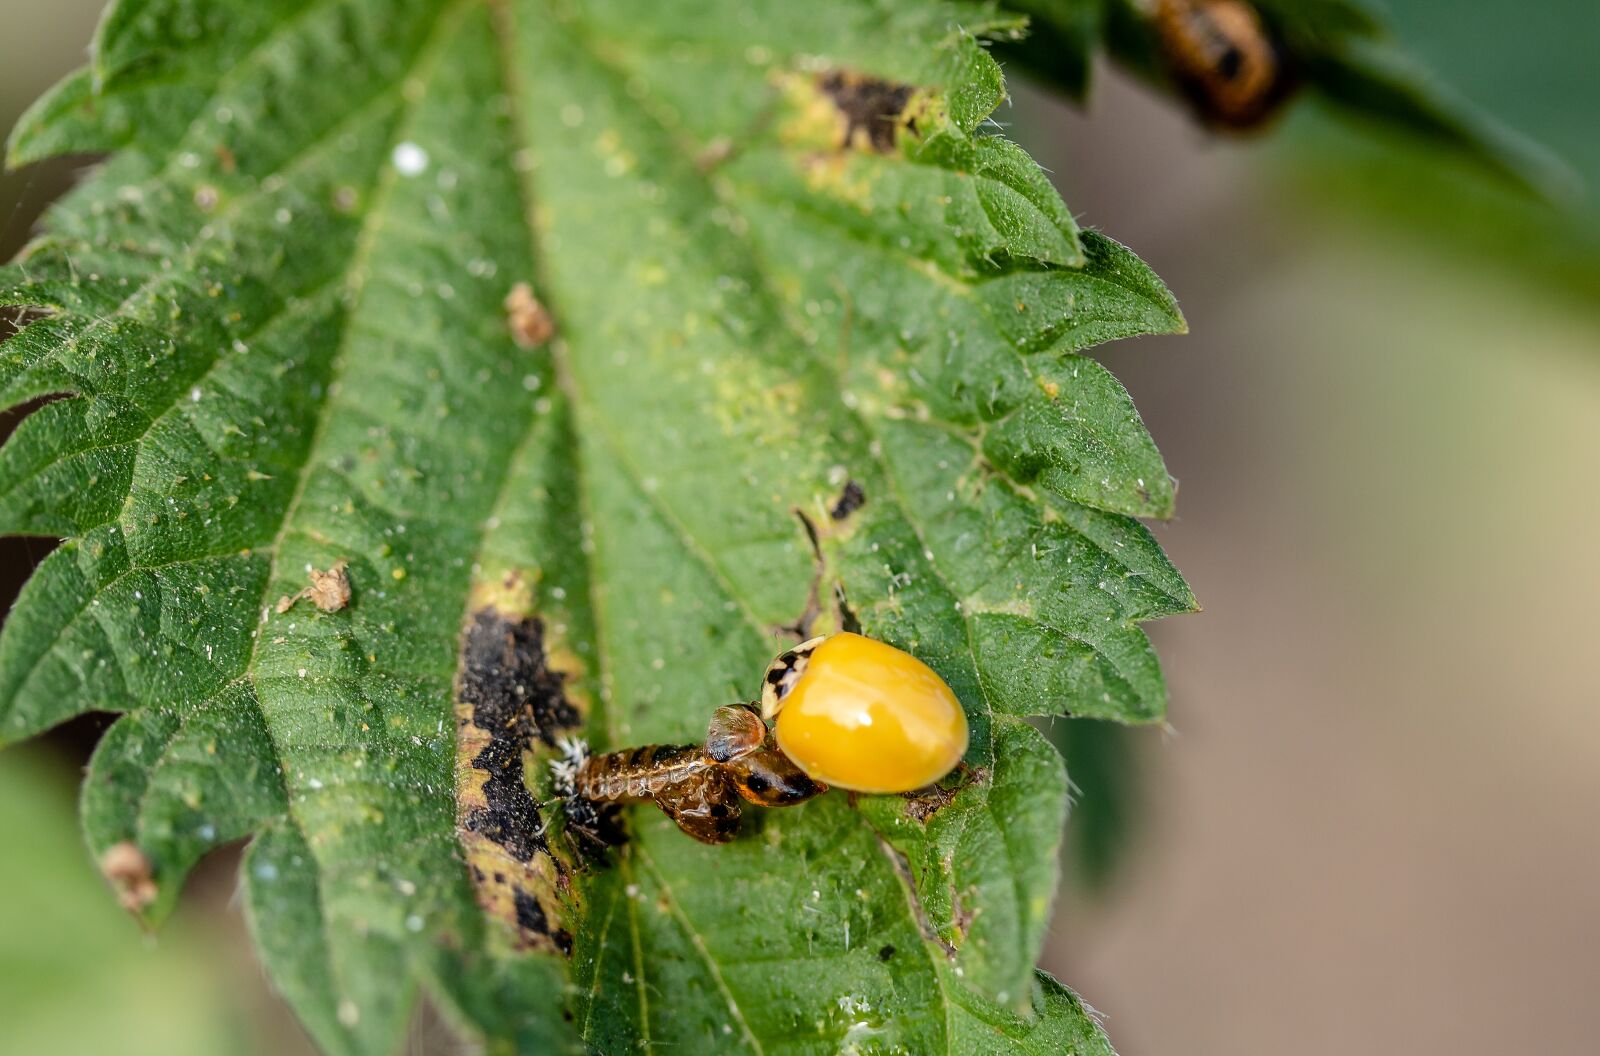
391,141,428,176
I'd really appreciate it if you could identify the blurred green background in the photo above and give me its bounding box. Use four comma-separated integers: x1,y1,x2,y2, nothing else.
2,2,1596,1054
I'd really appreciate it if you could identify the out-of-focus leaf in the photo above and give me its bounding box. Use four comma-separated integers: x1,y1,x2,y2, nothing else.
1006,0,1574,198
1047,717,1141,894
1296,40,1579,202
0,751,282,1056
990,0,1103,98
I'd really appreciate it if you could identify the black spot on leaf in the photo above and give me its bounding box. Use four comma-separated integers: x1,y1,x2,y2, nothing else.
513,886,573,955
834,584,863,635
460,609,579,746
459,609,580,863
830,480,866,520
818,71,915,153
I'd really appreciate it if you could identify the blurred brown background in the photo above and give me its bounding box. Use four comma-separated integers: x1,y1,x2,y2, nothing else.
3,3,1597,1054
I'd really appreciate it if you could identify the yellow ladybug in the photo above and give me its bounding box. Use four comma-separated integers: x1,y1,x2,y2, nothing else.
760,633,969,794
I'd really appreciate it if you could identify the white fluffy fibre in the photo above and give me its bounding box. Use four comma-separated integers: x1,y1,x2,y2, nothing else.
549,733,590,797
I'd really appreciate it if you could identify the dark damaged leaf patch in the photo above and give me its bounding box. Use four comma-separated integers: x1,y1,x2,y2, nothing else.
458,606,580,750
829,480,867,520
818,70,917,152
455,604,582,954
515,886,572,957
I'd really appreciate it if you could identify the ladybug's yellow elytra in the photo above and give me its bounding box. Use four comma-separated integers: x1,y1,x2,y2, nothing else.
761,632,968,794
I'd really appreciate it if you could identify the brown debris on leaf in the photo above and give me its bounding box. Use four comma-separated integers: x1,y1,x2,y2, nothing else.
504,282,555,348
100,841,158,913
903,782,958,823
902,765,986,822
276,561,352,614
694,136,735,172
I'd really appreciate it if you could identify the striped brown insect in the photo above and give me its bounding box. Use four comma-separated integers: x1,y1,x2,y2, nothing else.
1153,0,1295,129
570,703,826,844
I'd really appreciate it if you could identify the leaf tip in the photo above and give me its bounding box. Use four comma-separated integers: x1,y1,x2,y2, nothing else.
4,67,92,170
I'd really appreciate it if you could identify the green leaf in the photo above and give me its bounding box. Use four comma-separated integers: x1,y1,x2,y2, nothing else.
0,0,1190,1052
1260,0,1575,198
1294,39,1580,202
984,0,1102,99
1047,717,1141,894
